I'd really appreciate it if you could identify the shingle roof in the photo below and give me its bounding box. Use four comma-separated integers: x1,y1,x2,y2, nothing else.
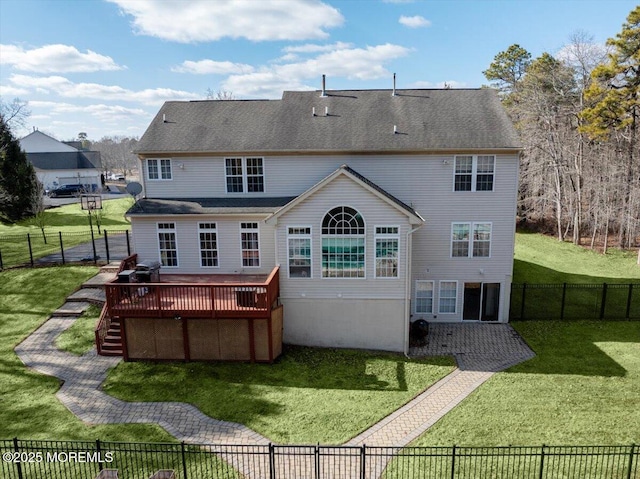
135,89,520,155
126,197,297,216
27,151,101,170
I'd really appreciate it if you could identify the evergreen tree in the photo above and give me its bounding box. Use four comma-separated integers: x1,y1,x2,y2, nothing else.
581,6,640,248
0,113,40,222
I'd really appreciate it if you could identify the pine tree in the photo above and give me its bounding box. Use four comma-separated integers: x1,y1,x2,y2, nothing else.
581,6,640,249
0,113,40,222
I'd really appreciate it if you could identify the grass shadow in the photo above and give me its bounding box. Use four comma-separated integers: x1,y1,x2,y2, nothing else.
508,320,639,377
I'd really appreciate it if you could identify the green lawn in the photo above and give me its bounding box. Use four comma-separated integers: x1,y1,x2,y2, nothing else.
0,267,173,442
55,304,103,356
104,348,455,445
412,320,640,446
0,198,133,268
0,197,133,235
514,231,640,283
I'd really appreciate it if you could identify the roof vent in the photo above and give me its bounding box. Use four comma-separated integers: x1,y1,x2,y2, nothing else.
325,106,329,116
394,125,398,134
162,114,167,123
392,73,396,97
320,74,327,97
312,107,316,116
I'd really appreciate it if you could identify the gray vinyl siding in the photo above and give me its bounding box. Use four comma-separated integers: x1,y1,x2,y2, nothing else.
274,175,412,301
137,152,518,320
130,215,276,275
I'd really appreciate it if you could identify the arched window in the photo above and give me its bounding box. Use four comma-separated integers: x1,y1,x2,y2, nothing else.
322,206,365,278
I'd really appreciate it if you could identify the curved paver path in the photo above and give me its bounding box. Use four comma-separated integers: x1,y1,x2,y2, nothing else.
14,271,535,477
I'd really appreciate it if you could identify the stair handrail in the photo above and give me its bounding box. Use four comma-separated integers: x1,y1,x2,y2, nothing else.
95,303,112,356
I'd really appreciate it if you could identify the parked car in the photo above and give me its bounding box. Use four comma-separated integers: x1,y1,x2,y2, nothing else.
49,184,90,197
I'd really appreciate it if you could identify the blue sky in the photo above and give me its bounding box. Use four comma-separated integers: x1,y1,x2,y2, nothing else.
0,0,636,141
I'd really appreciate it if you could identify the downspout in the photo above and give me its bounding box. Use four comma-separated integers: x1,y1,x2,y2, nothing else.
404,224,424,357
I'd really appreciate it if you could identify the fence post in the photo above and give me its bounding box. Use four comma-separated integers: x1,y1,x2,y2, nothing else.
104,231,110,263
126,230,131,256
360,445,366,479
626,284,634,320
520,284,527,320
600,283,608,319
27,233,34,267
90,224,98,265
181,441,188,479
627,444,636,479
315,444,320,479
269,443,276,479
450,445,456,479
560,283,567,320
96,439,103,472
59,232,65,265
13,437,23,479
538,444,545,479
0,248,3,270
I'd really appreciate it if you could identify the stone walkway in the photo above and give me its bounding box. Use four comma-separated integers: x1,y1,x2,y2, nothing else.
14,271,535,478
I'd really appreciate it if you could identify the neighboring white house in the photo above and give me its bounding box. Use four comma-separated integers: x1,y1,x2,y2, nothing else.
129,86,521,353
19,130,102,191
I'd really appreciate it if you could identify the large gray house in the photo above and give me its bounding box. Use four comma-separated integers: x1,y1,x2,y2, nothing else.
125,87,521,356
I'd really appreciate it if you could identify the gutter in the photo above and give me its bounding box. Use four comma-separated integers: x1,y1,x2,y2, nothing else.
404,223,424,357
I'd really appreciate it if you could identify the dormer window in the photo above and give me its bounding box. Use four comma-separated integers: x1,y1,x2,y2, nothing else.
225,157,264,193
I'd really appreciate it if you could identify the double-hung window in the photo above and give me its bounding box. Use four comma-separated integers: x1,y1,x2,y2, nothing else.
157,223,177,267
451,222,492,258
288,227,311,278
454,155,494,191
322,206,365,278
240,222,260,267
439,281,458,314
147,158,172,180
225,157,264,193
415,281,434,314
199,223,218,268
375,226,399,278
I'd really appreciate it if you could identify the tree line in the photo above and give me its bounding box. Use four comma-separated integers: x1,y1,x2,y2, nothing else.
484,6,639,254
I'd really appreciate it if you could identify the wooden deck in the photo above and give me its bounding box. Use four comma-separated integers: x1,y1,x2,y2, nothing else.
105,266,280,320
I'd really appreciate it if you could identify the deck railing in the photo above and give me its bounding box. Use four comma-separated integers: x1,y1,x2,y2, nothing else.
104,266,280,320
94,304,112,356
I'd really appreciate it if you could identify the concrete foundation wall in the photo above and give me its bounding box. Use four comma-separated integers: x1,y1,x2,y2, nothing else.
282,298,405,352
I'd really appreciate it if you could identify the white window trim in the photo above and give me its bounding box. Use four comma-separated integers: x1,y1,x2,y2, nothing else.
321,206,366,280
198,222,219,269
438,280,458,314
450,222,492,258
374,225,400,279
452,155,495,192
157,222,178,268
287,226,312,279
415,280,434,314
240,222,261,268
225,157,266,194
147,158,173,181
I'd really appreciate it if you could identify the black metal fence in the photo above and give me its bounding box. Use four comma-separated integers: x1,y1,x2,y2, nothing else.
0,229,131,270
1,439,637,479
511,283,640,321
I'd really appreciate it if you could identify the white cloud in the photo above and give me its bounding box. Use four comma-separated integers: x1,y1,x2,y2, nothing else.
108,0,344,42
30,100,147,120
0,84,29,96
283,41,353,54
399,15,431,28
9,74,200,105
222,43,410,97
172,60,255,75
0,44,124,73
